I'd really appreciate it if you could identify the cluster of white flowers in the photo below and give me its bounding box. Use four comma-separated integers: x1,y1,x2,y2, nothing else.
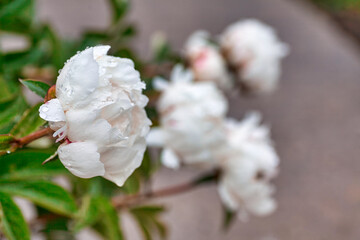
146,19,285,218
147,64,280,218
39,45,151,187
147,65,228,169
184,19,289,94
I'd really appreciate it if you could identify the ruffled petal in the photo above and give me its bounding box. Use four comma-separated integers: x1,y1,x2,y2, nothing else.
161,148,180,169
56,47,100,109
58,142,105,178
218,182,239,211
101,139,146,186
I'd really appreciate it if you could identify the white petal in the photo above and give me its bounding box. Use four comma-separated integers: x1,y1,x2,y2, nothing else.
39,99,66,122
93,45,110,60
146,127,166,147
171,64,193,83
56,47,100,109
153,77,169,90
246,197,277,216
58,142,105,178
161,148,180,169
101,139,146,186
218,182,239,211
66,109,123,145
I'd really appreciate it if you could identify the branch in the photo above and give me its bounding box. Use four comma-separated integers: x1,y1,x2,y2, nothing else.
14,127,53,148
112,170,219,208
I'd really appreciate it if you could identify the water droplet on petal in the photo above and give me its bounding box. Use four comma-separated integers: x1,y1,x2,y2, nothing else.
42,106,49,112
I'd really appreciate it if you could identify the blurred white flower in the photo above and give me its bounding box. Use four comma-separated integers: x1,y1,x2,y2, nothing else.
184,31,233,91
39,45,151,186
220,19,289,93
218,112,279,218
147,65,228,168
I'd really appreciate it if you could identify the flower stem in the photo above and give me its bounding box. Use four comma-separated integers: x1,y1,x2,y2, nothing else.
15,127,53,147
112,170,219,208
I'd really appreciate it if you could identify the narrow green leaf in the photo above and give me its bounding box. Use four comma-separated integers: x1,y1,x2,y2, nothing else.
93,197,123,240
109,0,129,22
223,207,236,231
0,76,13,101
0,181,77,217
0,0,31,20
3,49,43,72
0,192,30,240
0,134,15,155
10,103,45,138
73,195,100,232
0,122,16,135
130,205,167,240
0,149,65,180
0,95,27,129
20,79,50,98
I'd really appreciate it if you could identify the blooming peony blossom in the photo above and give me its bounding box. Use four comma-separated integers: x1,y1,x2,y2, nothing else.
147,65,228,168
220,19,289,93
184,31,233,91
218,112,279,218
39,45,151,186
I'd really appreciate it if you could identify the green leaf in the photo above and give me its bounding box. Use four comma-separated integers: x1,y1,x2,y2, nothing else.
0,122,16,135
0,95,27,130
0,134,15,155
42,216,75,239
93,197,124,240
0,192,30,240
130,205,167,240
109,0,129,22
222,207,236,231
10,103,46,138
0,149,65,180
0,0,31,20
121,172,140,194
20,79,50,98
73,195,100,232
0,181,77,217
0,76,13,101
138,150,156,180
3,49,44,72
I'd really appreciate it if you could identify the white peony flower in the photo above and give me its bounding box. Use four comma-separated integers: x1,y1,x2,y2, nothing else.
220,19,289,93
218,112,279,218
184,31,233,91
147,65,228,168
39,46,151,186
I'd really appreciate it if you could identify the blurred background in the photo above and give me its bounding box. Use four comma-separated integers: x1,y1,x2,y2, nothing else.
3,0,360,239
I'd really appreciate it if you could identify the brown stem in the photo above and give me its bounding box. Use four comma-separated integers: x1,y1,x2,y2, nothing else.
112,171,219,208
15,127,53,148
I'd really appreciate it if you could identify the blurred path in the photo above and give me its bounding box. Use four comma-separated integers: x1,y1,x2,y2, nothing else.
37,0,360,239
